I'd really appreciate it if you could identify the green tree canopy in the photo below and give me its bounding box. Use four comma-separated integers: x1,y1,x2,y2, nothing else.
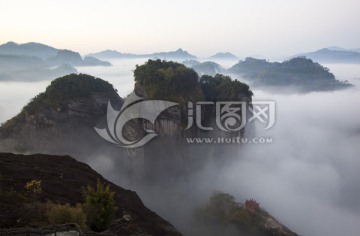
23,73,119,114
200,74,253,101
134,60,252,103
134,59,203,102
83,179,117,232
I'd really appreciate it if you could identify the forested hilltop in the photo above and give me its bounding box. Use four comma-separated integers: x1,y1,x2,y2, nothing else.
228,57,352,92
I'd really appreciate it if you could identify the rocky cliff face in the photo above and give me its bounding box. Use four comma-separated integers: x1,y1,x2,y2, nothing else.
0,152,182,235
125,61,254,183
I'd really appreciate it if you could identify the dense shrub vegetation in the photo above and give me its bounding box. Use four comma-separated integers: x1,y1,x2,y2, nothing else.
46,201,87,228
83,179,117,232
0,179,116,232
134,59,203,102
200,74,253,101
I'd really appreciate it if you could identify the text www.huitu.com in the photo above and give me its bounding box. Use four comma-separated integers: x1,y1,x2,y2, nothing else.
186,137,273,144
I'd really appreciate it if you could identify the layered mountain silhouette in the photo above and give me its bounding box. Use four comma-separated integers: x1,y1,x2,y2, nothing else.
207,52,238,60
0,41,58,59
87,48,197,60
0,41,111,66
296,47,360,63
183,60,225,76
0,42,111,81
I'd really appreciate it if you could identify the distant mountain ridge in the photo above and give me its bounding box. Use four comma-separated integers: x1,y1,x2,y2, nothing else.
0,41,58,59
151,48,197,59
88,49,242,61
87,50,138,59
326,46,360,53
0,41,111,67
0,41,111,81
187,61,225,76
296,47,360,63
228,57,353,92
208,52,238,60
87,48,197,60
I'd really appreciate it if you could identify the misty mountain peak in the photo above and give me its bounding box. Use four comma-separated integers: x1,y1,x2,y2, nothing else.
326,46,346,51
209,52,239,60
0,41,111,68
3,41,18,46
297,47,360,63
317,48,332,53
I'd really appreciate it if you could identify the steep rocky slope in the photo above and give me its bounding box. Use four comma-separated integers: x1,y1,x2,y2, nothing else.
0,152,181,235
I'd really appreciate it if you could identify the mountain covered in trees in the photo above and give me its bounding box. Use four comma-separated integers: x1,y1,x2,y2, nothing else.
228,57,352,92
0,74,124,162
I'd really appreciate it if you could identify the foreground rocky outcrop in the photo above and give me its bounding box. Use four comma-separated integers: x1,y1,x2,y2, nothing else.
0,152,182,235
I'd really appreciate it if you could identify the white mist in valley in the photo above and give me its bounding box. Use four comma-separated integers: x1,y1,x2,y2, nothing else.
0,59,146,124
216,86,360,236
1,60,360,236
135,81,360,236
76,58,149,97
0,81,49,124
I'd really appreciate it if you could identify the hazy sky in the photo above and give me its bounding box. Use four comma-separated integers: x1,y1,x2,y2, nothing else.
0,0,359,58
